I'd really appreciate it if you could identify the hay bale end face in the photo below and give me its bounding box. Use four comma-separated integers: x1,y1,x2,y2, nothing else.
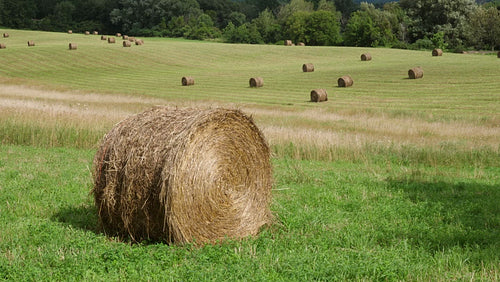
249,77,264,88
338,75,353,87
92,107,273,245
302,63,314,72
27,41,35,47
68,43,77,50
432,49,443,56
3,33,9,38
0,43,6,49
408,67,424,79
123,41,131,47
361,53,372,61
310,89,328,102
182,76,195,86
108,37,116,44
285,40,292,46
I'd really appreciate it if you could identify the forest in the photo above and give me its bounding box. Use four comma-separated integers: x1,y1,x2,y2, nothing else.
0,0,499,51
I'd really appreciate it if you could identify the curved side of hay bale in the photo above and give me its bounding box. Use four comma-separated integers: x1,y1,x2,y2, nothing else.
108,37,116,44
3,33,9,38
85,31,90,35
116,33,122,37
68,43,77,50
285,40,292,46
27,41,35,47
432,49,443,56
361,53,372,61
249,77,264,88
122,35,129,40
123,41,131,47
0,43,6,49
101,35,107,40
93,31,99,35
68,30,72,34
408,67,424,79
310,89,328,102
135,39,144,45
182,76,195,86
128,37,136,42
302,63,314,72
298,42,305,46
338,75,353,87
92,107,272,245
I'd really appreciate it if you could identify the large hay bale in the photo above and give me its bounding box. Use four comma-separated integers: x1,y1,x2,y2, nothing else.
27,41,35,47
3,33,9,38
182,76,195,86
432,49,443,56
338,75,353,87
68,43,77,50
408,67,424,79
101,35,107,40
302,63,314,72
85,31,90,35
108,37,116,44
135,39,144,45
285,40,292,46
310,89,328,102
361,53,372,61
123,41,131,47
0,43,6,49
92,107,272,244
249,77,264,88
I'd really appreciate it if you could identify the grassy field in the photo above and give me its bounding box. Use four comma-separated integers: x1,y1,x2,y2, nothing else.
0,29,499,280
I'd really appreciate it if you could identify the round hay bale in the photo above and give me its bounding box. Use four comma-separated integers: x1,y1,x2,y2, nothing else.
302,63,314,72
123,41,131,47
182,76,195,86
85,31,90,35
116,33,122,37
27,41,35,47
338,75,353,87
249,77,264,88
92,107,272,244
285,40,292,46
361,53,372,61
310,89,328,102
68,43,77,50
408,67,424,79
122,35,129,40
432,49,443,56
93,31,99,35
0,43,6,49
3,33,9,38
135,39,144,45
108,37,116,44
497,51,500,58
128,37,136,42
298,42,305,46
68,30,73,34
101,35,107,40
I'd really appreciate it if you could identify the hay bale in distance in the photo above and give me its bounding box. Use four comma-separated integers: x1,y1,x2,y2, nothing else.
302,63,314,72
432,49,443,56
27,41,35,47
3,33,9,38
249,77,264,88
122,35,129,40
408,67,424,79
68,43,77,50
310,89,328,102
338,75,353,87
116,33,122,37
85,31,90,35
101,35,107,40
128,37,136,42
108,37,116,44
361,53,372,61
285,40,292,46
135,39,144,45
497,51,500,58
92,107,272,245
68,30,73,34
298,42,305,46
93,31,99,35
182,76,195,86
123,41,131,47
0,43,6,49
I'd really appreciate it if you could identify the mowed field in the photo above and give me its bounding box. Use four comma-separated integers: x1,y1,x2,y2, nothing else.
0,29,499,280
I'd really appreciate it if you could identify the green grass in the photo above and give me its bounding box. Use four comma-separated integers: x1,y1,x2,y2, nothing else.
0,29,499,280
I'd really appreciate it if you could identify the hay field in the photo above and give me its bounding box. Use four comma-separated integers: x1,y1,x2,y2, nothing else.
0,29,499,280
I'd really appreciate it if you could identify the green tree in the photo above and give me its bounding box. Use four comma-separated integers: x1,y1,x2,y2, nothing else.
277,0,314,24
252,9,282,43
468,6,500,50
285,9,341,46
222,22,263,44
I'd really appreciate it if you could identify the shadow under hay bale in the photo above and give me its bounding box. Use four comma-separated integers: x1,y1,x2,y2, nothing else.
92,107,272,245
182,76,194,86
310,89,328,102
3,33,9,38
432,49,443,56
68,43,77,50
27,41,35,47
108,37,116,44
338,75,353,87
249,77,264,88
0,43,6,49
285,40,292,46
361,53,372,61
302,63,314,72
408,67,424,79
123,41,131,47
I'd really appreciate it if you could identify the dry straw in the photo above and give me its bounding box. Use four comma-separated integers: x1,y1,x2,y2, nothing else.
3,33,9,38
310,89,328,102
116,33,122,37
302,63,314,72
122,35,129,40
108,37,116,44
93,31,99,35
85,31,90,35
432,49,443,56
68,43,77,50
123,41,131,47
0,43,6,49
249,77,264,88
338,75,353,87
135,39,144,45
408,67,424,79
68,30,73,34
182,76,195,86
92,107,272,245
128,37,136,42
285,40,292,46
101,35,107,40
298,42,305,46
27,40,35,47
361,53,372,61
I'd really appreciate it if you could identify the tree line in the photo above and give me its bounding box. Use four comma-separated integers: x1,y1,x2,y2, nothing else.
0,0,499,51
